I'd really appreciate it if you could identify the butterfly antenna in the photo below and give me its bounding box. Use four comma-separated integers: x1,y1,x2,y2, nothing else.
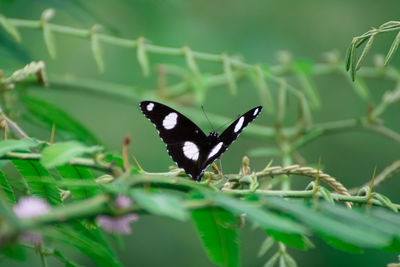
215,114,240,132
201,105,215,132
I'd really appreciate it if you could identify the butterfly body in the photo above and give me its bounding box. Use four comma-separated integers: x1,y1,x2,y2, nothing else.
140,101,262,181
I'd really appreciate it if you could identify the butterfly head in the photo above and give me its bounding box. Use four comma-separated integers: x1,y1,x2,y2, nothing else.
207,131,219,142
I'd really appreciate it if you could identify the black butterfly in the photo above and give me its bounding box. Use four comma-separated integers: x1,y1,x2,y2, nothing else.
140,101,262,181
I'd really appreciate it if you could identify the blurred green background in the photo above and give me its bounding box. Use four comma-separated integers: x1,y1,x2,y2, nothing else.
1,0,399,266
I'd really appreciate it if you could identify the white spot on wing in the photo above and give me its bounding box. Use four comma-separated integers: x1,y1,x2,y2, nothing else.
146,102,154,111
253,108,259,116
163,112,178,130
183,141,199,161
208,142,223,159
234,116,244,133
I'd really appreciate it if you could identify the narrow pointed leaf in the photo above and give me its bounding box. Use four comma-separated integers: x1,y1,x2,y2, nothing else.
352,77,370,100
137,37,150,76
258,236,275,257
264,252,279,267
0,15,21,42
356,34,375,70
319,187,334,204
41,141,102,168
91,34,104,73
373,193,398,212
43,24,56,58
384,31,400,66
253,66,274,114
248,147,280,157
283,253,298,267
223,55,237,95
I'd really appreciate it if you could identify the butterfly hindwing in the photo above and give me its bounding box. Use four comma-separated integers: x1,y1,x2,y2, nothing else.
140,101,263,181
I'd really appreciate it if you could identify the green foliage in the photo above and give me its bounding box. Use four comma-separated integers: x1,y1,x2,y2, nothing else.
191,207,240,267
56,165,100,201
41,141,102,168
45,225,122,267
12,159,62,205
0,139,40,157
0,170,16,203
0,7,399,267
130,188,188,221
21,96,100,145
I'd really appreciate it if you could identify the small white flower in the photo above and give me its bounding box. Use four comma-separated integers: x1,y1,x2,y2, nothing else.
97,214,139,234
13,197,50,218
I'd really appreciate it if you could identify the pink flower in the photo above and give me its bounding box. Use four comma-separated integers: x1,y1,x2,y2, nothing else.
13,197,50,218
97,214,139,234
20,232,43,246
114,195,132,209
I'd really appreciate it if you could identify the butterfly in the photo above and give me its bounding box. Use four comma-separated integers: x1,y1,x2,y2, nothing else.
140,101,262,181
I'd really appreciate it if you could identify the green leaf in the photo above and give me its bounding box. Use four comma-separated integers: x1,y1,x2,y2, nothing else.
295,71,320,109
320,202,400,249
258,236,275,257
21,96,100,145
251,66,274,114
352,77,370,100
91,33,104,73
12,160,61,205
52,249,81,267
45,225,122,267
0,139,40,157
384,31,400,66
355,34,375,70
373,193,398,212
56,165,100,201
41,141,102,168
266,230,312,250
248,147,280,157
0,170,16,203
192,207,240,267
206,192,308,235
0,14,21,42
130,189,188,221
265,198,391,250
319,235,362,253
137,37,150,76
43,23,56,58
345,42,353,72
283,252,298,267
2,243,26,261
264,252,279,267
223,55,237,95
319,186,334,204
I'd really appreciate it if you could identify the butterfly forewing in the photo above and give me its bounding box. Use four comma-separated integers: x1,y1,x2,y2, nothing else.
202,106,263,169
140,101,263,181
140,101,208,179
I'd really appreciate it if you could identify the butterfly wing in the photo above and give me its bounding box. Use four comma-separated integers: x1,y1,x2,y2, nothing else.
140,101,209,179
200,106,263,170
